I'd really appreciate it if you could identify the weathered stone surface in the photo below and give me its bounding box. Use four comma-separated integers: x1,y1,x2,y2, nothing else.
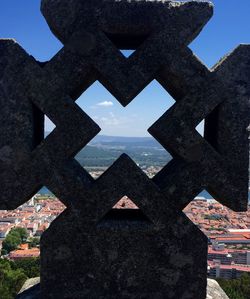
208,45,250,208
0,39,100,209
41,0,213,105
41,0,213,45
17,277,41,299
0,40,44,209
16,278,229,299
206,279,229,299
0,0,248,298
151,46,250,212
41,155,207,299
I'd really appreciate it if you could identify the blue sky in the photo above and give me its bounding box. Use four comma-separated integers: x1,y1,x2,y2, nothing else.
0,0,249,136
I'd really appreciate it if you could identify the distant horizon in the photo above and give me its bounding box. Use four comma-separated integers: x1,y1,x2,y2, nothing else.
45,131,157,139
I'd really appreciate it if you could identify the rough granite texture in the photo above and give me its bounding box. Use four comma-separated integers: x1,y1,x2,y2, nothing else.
0,0,249,298
17,278,41,299
16,278,230,299
206,279,229,299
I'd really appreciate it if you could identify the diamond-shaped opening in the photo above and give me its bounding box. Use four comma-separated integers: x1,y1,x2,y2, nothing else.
44,115,56,138
75,80,174,178
30,103,45,149
31,101,56,147
195,119,204,137
103,28,149,58
23,103,57,152
195,117,221,153
183,190,250,239
0,187,65,261
104,31,149,52
97,196,153,229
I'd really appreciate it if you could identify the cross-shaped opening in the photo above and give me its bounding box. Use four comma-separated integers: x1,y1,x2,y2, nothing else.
73,80,174,178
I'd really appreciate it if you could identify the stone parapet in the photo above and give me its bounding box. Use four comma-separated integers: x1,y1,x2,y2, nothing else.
16,278,230,299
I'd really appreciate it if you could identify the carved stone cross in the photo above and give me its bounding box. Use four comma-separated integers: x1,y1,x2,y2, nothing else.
0,1,249,298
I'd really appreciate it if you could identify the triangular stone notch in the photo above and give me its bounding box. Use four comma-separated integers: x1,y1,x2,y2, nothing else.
103,31,149,53
97,196,153,229
113,196,139,209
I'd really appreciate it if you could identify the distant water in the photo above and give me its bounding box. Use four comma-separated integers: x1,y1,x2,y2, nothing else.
198,190,250,202
198,190,213,199
38,187,250,201
38,186,53,195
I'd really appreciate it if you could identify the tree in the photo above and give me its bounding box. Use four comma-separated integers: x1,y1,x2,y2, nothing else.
217,273,250,299
12,258,40,278
28,237,40,249
10,227,28,243
0,259,27,299
1,227,28,255
1,234,21,255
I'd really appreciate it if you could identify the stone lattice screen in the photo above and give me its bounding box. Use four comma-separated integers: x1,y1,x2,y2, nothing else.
0,0,249,298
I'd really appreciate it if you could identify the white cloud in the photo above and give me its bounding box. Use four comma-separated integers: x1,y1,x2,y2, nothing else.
91,112,148,136
96,101,114,107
